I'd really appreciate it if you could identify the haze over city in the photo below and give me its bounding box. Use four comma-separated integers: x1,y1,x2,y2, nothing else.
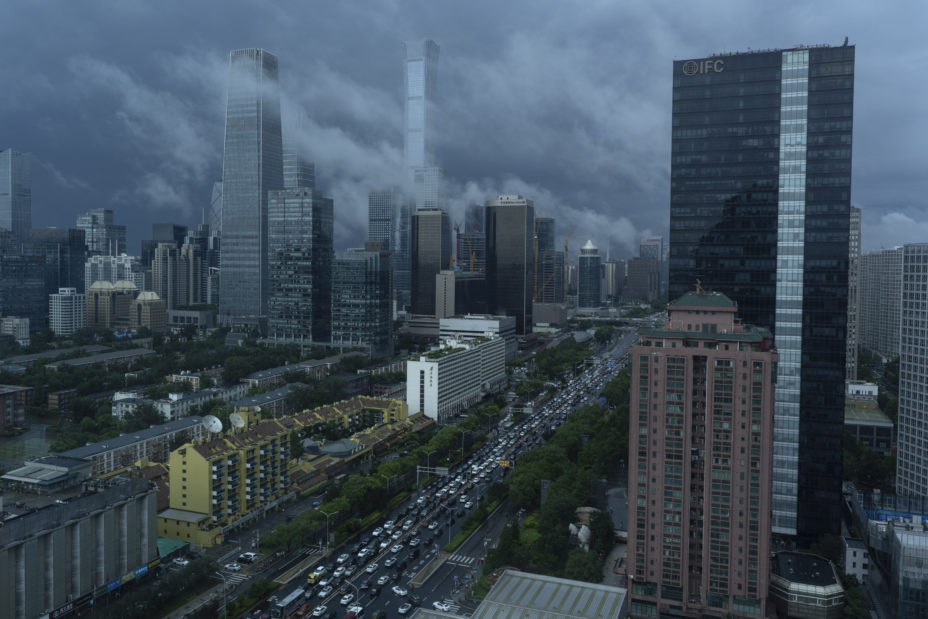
3,0,927,254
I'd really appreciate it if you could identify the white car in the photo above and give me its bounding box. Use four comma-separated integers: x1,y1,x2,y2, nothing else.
391,530,402,540
377,574,390,585
336,553,350,565
391,544,404,554
398,602,413,614
384,520,395,531
408,537,420,547
402,520,413,531
428,521,439,530
340,593,355,606
312,606,327,617
465,501,474,509
379,539,391,550
317,585,333,598
392,585,408,596
333,566,345,578
224,562,242,572
433,601,452,611
172,557,189,566
366,562,379,573
372,527,383,537
348,605,363,615
384,556,397,567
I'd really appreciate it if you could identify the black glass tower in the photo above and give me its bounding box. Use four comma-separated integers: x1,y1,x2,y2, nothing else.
486,195,535,334
669,45,854,540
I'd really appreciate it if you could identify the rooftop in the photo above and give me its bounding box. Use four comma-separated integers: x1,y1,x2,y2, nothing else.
773,552,840,588
639,324,771,342
0,344,110,366
234,382,306,408
471,569,627,619
58,416,205,460
670,289,736,309
45,347,155,369
844,406,893,426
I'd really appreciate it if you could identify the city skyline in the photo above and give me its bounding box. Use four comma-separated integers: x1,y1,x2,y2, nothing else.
2,2,924,258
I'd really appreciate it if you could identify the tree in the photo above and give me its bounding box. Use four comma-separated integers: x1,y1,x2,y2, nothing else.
123,403,166,432
289,430,304,460
809,534,844,566
562,548,603,582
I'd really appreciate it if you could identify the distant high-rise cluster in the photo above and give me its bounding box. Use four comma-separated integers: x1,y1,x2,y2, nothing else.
0,149,31,240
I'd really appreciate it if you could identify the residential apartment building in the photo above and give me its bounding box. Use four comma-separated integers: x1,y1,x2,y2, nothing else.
859,246,902,359
628,290,775,618
49,287,85,335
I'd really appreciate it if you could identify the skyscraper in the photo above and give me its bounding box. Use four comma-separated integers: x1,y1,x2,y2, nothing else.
28,228,87,297
486,195,534,334
331,244,393,358
368,187,400,251
578,240,601,308
75,208,126,256
49,287,86,336
669,45,855,539
410,208,451,316
403,39,439,186
457,204,486,274
219,48,284,321
897,244,928,499
267,187,333,344
629,290,776,618
0,149,31,239
859,247,902,359
847,206,861,380
283,114,315,190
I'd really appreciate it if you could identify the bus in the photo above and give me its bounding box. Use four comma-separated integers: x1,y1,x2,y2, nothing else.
270,588,304,618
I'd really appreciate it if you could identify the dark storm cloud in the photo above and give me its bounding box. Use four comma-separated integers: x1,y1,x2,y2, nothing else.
2,1,927,255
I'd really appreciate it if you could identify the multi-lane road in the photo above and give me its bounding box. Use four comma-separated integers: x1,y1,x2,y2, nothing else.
223,329,638,619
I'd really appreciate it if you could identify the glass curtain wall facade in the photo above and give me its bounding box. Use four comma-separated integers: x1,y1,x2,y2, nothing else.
897,244,928,499
410,208,451,316
267,188,333,344
486,195,535,334
75,208,126,257
332,247,393,358
403,39,439,186
0,149,31,239
669,45,854,539
220,48,283,320
578,241,601,308
283,114,315,190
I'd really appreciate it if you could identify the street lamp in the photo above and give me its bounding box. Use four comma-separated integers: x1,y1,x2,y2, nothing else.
425,449,436,469
212,571,228,619
316,508,337,551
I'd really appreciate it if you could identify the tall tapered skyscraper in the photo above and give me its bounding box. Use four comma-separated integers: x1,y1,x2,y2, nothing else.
486,195,535,334
220,48,283,320
669,45,854,540
0,149,31,239
403,40,439,184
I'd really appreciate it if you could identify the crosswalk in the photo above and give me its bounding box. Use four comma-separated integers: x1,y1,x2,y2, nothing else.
446,553,478,566
222,571,249,586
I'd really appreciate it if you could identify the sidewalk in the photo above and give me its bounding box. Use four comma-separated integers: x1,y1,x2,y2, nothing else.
602,542,627,588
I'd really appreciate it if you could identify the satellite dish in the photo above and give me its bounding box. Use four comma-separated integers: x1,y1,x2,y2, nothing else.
204,415,223,434
230,413,246,429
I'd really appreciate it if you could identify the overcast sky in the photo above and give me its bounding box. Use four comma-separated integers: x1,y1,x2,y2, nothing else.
3,0,927,258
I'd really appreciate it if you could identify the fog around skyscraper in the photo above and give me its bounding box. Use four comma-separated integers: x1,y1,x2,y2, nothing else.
3,2,926,259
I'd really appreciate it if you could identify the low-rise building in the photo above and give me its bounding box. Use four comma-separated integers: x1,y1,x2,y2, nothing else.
406,336,506,424
45,347,156,371
843,537,869,583
112,384,248,421
439,314,517,358
57,416,207,477
0,471,157,619
769,552,845,619
233,382,307,418
0,384,31,431
0,316,30,347
242,355,341,390
845,380,894,454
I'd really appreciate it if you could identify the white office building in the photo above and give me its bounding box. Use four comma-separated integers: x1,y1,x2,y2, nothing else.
49,287,86,336
406,336,506,424
439,314,518,358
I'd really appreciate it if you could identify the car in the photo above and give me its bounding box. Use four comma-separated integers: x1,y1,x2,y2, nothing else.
372,527,383,537
377,575,390,586
357,547,372,560
384,520,395,531
172,557,190,566
238,551,258,563
384,556,397,567
317,585,333,598
392,585,408,596
433,601,452,611
340,593,355,605
336,553,350,565
333,566,346,578
224,562,242,571
348,604,364,615
312,605,328,617
318,577,331,588
391,544,404,554
459,495,468,503
398,602,413,614
428,521,439,530
402,521,413,531
379,539,391,550
391,530,402,540
366,562,379,573
343,565,356,577
465,501,473,509
408,538,420,547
